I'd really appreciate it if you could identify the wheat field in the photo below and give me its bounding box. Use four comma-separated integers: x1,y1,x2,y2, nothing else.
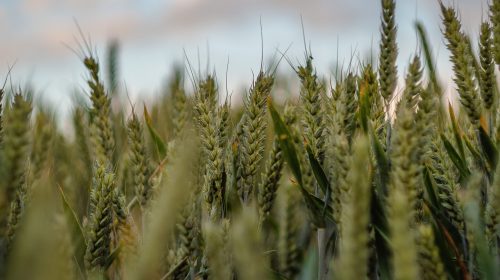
0,0,500,279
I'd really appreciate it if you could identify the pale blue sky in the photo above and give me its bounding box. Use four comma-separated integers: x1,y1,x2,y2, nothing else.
0,0,486,118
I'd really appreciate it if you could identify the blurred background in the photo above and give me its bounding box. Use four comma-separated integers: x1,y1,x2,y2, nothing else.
0,0,484,119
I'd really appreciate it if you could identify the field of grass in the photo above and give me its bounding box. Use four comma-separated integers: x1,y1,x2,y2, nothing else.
1,0,500,279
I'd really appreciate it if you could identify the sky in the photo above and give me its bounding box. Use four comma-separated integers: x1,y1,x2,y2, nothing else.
0,0,487,118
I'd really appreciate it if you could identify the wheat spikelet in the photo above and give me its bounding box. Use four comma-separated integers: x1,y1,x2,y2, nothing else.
72,107,92,174
257,104,296,222
479,21,497,111
417,84,437,163
298,57,326,164
388,187,419,280
170,66,189,138
441,3,482,126
390,105,422,224
1,94,32,246
127,111,154,209
85,163,114,272
84,56,115,164
329,133,349,226
279,184,302,279
2,94,32,207
427,137,464,232
238,71,274,203
403,55,423,111
195,76,225,218
31,111,53,183
362,65,386,144
490,0,500,66
486,152,500,241
335,136,371,280
378,0,398,103
416,224,446,280
174,198,201,276
112,190,138,269
339,73,358,142
257,139,283,222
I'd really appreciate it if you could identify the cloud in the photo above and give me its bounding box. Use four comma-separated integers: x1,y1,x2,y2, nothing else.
160,0,376,35
2,0,485,64
0,0,379,63
0,1,144,62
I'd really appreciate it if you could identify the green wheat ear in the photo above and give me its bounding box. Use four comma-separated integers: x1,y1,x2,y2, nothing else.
170,65,189,138
403,55,423,111
417,85,437,149
388,187,419,280
1,94,32,246
106,40,119,95
361,64,386,145
258,104,295,223
328,133,349,226
257,137,283,222
73,107,92,170
279,184,302,279
441,3,482,126
390,105,422,224
112,189,138,269
340,73,358,142
326,74,355,226
486,150,500,241
85,163,114,272
298,57,326,165
217,98,230,153
335,135,371,280
127,111,154,210
379,0,398,103
84,56,115,164
238,71,274,203
490,0,500,67
174,199,200,277
2,94,32,204
31,111,54,182
479,21,497,111
194,76,225,218
416,224,446,280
